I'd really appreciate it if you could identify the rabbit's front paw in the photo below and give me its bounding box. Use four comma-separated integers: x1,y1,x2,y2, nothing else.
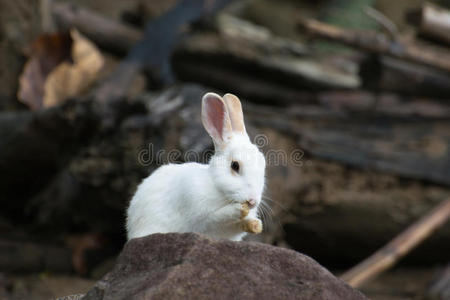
242,218,262,234
240,202,250,219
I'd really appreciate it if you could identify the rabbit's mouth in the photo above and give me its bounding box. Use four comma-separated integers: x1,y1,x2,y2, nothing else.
246,199,257,208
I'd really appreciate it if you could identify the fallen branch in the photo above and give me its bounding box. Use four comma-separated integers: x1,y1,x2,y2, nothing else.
363,6,399,39
340,198,450,287
299,19,450,73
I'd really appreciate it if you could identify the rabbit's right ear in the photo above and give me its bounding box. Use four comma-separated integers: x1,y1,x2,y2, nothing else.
202,93,232,150
223,93,246,135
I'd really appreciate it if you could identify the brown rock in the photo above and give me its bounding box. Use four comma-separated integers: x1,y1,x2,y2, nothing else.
82,233,366,300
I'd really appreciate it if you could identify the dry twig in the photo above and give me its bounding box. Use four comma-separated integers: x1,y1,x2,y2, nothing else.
340,198,450,287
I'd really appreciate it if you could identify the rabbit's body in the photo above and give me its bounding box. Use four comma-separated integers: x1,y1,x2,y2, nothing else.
126,93,265,241
127,161,255,241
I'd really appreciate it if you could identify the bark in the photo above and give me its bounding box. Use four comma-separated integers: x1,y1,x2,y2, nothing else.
361,56,450,98
300,19,450,73
298,119,450,185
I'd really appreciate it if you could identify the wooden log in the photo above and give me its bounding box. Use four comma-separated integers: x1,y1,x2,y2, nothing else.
174,34,360,92
299,19,450,73
216,14,308,57
174,17,360,92
177,16,450,99
51,5,361,96
311,90,450,119
340,198,450,287
420,2,450,45
361,56,450,98
242,96,450,186
245,90,450,119
296,118,450,186
52,2,142,55
173,55,316,106
93,0,234,104
52,1,234,105
50,4,450,100
0,100,100,218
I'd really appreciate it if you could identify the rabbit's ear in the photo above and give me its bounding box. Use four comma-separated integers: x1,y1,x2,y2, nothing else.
223,93,246,134
202,93,233,149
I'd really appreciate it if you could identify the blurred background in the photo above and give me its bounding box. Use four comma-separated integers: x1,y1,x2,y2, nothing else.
1,0,450,299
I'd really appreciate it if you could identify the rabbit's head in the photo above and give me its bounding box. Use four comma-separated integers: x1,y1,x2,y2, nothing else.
202,93,266,208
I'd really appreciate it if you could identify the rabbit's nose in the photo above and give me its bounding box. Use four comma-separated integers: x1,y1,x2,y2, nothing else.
247,198,257,208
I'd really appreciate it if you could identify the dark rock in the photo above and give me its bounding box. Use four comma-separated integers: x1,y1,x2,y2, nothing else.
81,233,366,300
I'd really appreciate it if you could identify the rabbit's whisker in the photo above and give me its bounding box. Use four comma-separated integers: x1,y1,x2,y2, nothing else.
262,196,288,212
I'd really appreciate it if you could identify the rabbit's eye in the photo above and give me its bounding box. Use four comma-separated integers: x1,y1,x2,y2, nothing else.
231,161,240,173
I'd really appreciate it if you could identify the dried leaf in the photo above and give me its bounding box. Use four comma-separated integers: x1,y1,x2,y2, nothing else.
17,32,72,110
44,29,104,107
17,29,104,110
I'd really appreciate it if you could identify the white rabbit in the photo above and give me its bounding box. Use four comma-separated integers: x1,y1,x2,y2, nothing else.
126,92,266,241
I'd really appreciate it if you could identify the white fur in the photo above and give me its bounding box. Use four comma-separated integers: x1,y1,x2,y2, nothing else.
126,95,266,241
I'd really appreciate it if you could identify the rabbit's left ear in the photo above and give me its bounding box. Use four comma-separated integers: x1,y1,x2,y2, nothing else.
202,93,233,150
223,93,246,135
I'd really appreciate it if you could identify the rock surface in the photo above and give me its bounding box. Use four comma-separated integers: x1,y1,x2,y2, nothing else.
81,233,366,300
